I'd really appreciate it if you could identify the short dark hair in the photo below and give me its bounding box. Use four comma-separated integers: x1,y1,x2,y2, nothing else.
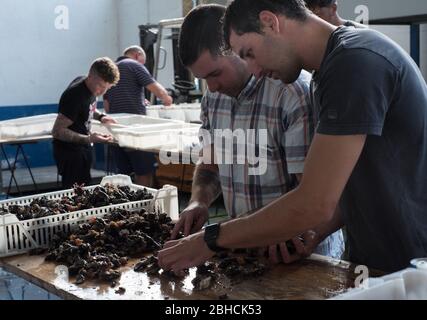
223,0,309,49
89,57,120,84
304,0,336,10
179,4,227,67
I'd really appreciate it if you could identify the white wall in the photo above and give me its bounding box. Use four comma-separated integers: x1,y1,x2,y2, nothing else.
0,0,183,108
370,25,411,53
0,0,119,107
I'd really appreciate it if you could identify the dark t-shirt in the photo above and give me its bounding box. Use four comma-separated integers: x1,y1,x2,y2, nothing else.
311,27,427,272
104,57,155,115
54,76,96,150
343,20,368,29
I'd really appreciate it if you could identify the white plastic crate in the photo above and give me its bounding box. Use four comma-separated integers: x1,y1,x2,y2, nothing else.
0,175,178,258
0,114,58,140
331,268,427,300
91,114,185,136
158,108,187,122
176,125,202,150
146,103,201,123
111,122,196,151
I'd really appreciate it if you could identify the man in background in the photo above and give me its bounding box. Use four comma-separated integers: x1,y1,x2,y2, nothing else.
104,46,173,187
53,57,119,188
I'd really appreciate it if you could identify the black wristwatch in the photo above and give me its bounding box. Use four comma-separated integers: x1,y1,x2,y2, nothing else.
203,223,227,252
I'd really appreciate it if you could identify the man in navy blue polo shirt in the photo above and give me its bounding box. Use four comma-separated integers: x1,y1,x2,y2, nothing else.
104,46,173,187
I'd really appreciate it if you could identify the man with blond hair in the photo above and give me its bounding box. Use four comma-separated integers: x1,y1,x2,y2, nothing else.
104,46,173,187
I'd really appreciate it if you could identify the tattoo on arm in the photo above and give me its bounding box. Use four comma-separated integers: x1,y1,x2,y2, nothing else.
191,165,222,206
52,113,90,144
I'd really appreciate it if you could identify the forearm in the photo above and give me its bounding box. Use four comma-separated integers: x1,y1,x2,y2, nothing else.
190,164,221,207
313,206,344,244
153,85,169,101
52,113,90,144
103,99,110,113
217,186,334,249
53,127,90,144
147,82,170,102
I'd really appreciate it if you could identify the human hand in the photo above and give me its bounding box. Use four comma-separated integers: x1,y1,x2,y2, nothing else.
170,201,209,239
100,115,117,124
158,231,215,273
266,231,320,264
89,132,113,144
162,95,173,107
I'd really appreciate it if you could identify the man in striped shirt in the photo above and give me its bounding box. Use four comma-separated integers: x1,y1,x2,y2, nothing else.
170,4,344,262
104,46,173,187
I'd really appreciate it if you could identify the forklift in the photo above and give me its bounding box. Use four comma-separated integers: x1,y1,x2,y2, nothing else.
139,18,205,105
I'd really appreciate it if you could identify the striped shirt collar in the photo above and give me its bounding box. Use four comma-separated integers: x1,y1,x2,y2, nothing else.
236,75,260,101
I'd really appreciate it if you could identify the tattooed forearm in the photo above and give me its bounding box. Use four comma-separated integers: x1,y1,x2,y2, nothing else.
52,113,90,144
190,164,222,206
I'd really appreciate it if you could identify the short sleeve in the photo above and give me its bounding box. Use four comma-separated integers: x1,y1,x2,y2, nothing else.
135,64,155,87
316,49,398,136
58,91,80,123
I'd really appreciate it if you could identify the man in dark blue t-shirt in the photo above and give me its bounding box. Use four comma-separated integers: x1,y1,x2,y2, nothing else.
104,46,173,187
157,0,427,274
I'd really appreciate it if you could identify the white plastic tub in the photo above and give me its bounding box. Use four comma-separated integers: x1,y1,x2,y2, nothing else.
146,103,201,123
91,114,184,136
111,121,198,151
158,108,187,122
0,114,58,140
332,268,427,300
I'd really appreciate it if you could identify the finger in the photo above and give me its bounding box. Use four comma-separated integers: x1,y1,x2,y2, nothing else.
302,230,316,247
280,243,301,264
292,237,307,257
278,242,293,264
158,242,180,270
191,218,206,234
157,248,170,270
170,219,184,239
162,239,179,250
183,215,194,237
178,255,208,272
268,245,279,264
